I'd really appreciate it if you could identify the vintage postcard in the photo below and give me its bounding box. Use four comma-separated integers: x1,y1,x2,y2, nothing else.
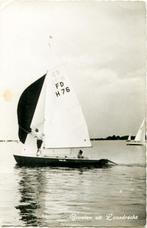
0,0,146,227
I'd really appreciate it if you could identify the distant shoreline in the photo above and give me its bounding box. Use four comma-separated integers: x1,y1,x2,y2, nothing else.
0,135,134,142
91,136,135,141
0,140,18,142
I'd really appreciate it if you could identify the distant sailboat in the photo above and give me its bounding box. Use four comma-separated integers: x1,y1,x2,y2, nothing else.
126,134,131,142
126,119,145,146
13,40,116,168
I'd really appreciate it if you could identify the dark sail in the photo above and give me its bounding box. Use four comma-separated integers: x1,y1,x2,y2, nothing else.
17,75,46,143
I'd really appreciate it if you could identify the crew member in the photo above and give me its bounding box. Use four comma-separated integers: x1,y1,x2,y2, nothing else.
77,150,84,159
30,128,44,156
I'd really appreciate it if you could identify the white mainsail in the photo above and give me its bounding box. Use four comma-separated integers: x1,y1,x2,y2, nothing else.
44,65,91,148
134,119,145,142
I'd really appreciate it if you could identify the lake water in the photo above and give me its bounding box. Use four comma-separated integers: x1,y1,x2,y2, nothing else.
0,141,146,227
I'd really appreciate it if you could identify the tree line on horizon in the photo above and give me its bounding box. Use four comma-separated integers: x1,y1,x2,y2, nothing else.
90,135,135,141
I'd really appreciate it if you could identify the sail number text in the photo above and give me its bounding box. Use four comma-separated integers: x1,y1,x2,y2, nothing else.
55,82,70,97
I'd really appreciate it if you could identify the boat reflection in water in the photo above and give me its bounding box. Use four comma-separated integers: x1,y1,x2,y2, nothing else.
15,167,46,226
15,165,87,227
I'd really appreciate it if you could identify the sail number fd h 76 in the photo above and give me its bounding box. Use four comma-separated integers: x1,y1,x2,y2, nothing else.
55,81,70,97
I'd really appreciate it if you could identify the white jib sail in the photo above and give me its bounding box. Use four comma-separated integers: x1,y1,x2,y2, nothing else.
44,65,91,148
135,119,145,142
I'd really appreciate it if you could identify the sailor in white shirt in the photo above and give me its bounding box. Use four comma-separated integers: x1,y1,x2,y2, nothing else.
31,128,44,156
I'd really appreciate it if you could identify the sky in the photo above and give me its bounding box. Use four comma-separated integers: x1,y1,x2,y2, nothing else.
0,0,146,139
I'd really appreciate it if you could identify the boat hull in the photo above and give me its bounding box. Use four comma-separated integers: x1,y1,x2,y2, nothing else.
126,141,145,146
13,154,116,168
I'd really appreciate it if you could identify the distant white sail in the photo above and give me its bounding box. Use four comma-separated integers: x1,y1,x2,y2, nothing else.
44,65,91,148
127,134,131,141
135,119,145,142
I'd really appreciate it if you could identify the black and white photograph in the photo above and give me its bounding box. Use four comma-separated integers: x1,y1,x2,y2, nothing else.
0,0,146,227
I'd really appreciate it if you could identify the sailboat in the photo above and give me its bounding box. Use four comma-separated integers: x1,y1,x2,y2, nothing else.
126,119,145,146
126,134,131,142
13,41,116,168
